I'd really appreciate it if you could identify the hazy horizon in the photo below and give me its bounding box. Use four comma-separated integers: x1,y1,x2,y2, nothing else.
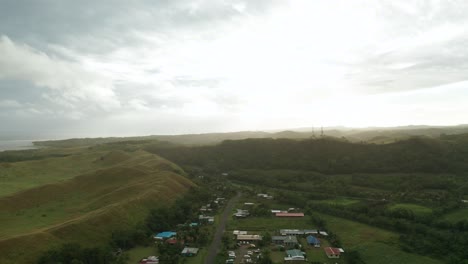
1,1,468,138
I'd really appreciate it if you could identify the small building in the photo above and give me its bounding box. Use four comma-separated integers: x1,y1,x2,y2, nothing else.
139,256,159,264
324,247,341,258
276,212,304,217
284,249,306,261
306,235,320,247
234,209,250,218
199,215,215,224
319,231,328,236
154,231,176,240
279,229,318,236
257,193,274,199
233,230,248,235
237,234,262,244
181,247,199,257
272,236,298,248
165,238,184,245
244,202,255,206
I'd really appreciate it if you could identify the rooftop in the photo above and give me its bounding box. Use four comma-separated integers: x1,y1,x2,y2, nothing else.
324,247,341,256
275,212,304,217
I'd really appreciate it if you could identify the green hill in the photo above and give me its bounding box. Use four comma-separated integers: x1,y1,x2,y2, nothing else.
147,136,468,174
0,149,194,264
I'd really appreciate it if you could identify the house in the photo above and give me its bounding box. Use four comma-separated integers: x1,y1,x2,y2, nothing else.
272,236,298,248
165,238,184,245
237,234,262,244
279,229,318,236
199,215,215,224
215,197,225,204
199,205,213,212
276,212,304,217
284,249,306,261
234,209,250,218
306,235,320,247
279,229,302,236
324,247,342,258
319,231,328,236
139,256,159,264
257,193,274,199
233,230,248,235
181,247,199,257
154,231,176,240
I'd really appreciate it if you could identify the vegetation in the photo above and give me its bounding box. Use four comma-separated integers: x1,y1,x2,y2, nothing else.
0,147,194,264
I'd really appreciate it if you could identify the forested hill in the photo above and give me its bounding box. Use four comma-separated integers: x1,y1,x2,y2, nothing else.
146,135,468,174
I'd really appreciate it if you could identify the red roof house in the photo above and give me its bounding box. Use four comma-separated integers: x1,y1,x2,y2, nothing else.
324,247,341,258
275,212,304,217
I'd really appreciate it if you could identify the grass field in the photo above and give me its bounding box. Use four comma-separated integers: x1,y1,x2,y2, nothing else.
315,198,360,206
126,246,158,264
316,213,442,264
299,237,344,264
442,208,468,223
388,203,433,215
0,149,194,264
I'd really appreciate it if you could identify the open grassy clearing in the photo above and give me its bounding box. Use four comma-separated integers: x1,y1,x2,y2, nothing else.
315,198,360,206
184,247,208,264
388,203,433,215
126,246,158,264
315,212,442,264
298,237,344,264
442,208,468,223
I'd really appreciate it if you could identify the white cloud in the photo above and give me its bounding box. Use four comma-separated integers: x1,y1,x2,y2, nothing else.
1,1,468,137
0,35,121,112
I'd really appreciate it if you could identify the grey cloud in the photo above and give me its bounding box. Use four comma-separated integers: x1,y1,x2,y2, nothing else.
0,0,282,54
0,36,120,111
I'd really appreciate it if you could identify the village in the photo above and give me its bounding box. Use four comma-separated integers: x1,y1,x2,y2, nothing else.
136,186,346,264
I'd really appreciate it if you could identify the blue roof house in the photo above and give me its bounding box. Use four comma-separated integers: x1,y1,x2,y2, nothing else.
154,231,177,240
307,235,321,247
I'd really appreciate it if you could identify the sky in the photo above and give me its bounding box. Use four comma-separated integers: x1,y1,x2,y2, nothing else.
1,0,468,139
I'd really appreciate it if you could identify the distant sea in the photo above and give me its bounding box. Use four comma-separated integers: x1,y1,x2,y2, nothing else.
0,140,38,152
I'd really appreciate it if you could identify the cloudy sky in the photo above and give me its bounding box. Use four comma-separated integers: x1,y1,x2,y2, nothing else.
1,0,468,139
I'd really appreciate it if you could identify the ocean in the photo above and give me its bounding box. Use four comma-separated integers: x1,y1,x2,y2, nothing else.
0,140,37,152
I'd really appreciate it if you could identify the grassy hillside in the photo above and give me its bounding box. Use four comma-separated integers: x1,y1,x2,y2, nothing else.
0,148,194,264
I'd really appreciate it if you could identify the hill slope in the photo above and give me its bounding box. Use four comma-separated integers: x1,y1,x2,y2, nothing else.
0,149,194,264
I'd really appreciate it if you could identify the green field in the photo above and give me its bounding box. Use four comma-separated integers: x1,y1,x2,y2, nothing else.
316,213,442,264
316,198,360,206
389,203,433,215
299,237,344,264
126,246,158,264
0,148,194,264
442,208,468,223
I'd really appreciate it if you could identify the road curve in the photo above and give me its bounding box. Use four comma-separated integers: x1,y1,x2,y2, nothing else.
205,192,241,264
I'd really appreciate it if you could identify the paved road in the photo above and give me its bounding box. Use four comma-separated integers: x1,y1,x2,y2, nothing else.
205,192,241,264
